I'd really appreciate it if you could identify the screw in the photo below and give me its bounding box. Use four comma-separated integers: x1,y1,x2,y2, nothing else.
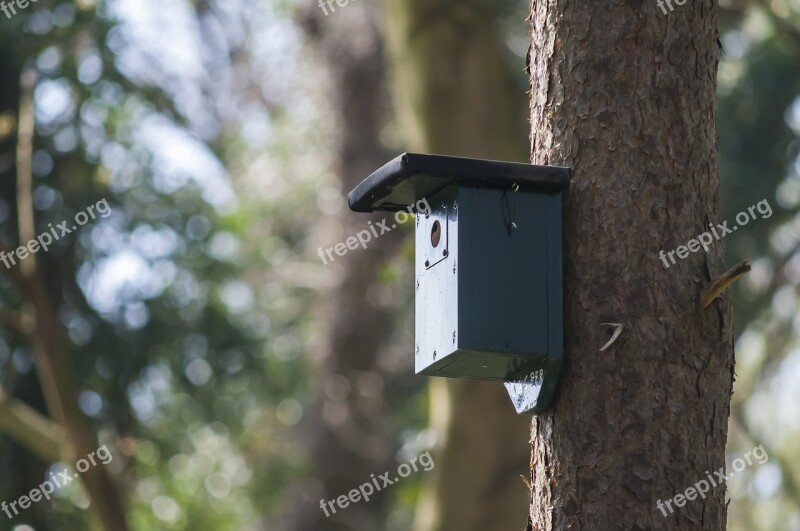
416,279,420,290
442,249,448,257
452,331,456,344
424,260,430,267
433,350,437,360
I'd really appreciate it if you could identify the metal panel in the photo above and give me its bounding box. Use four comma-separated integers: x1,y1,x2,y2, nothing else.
503,193,563,412
458,187,550,360
415,185,558,383
415,187,459,375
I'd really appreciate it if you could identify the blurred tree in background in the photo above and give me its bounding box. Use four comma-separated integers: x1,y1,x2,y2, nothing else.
719,1,800,529
0,1,324,528
0,0,796,530
382,0,532,529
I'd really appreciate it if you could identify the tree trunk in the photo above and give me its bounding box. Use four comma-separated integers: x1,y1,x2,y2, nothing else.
527,1,734,529
383,2,532,530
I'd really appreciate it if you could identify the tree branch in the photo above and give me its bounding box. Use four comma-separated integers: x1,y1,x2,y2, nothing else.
0,388,64,463
16,67,36,277
1,68,130,530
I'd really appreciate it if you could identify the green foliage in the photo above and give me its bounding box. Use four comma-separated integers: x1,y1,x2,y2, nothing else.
0,1,320,528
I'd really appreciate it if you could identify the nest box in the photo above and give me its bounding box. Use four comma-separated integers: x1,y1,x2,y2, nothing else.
348,153,570,413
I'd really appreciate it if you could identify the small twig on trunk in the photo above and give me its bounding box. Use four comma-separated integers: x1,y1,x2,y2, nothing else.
599,323,625,351
700,261,751,309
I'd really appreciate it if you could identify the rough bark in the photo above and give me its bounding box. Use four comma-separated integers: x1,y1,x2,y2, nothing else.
383,2,532,530
527,1,734,529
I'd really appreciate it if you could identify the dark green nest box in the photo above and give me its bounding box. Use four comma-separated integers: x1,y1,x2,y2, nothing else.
348,153,570,413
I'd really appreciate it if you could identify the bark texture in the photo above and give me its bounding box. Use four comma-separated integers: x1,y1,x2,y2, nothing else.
384,2,532,530
527,1,734,529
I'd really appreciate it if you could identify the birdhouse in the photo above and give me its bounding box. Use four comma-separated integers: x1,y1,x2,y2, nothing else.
348,153,570,413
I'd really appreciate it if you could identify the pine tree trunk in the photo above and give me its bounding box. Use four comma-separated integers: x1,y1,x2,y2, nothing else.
527,1,734,529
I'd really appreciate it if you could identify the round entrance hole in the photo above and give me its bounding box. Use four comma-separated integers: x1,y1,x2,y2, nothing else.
431,220,441,248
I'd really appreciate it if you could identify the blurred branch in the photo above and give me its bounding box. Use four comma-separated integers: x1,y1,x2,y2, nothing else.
0,68,131,530
16,67,36,277
0,387,64,463
21,236,131,530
